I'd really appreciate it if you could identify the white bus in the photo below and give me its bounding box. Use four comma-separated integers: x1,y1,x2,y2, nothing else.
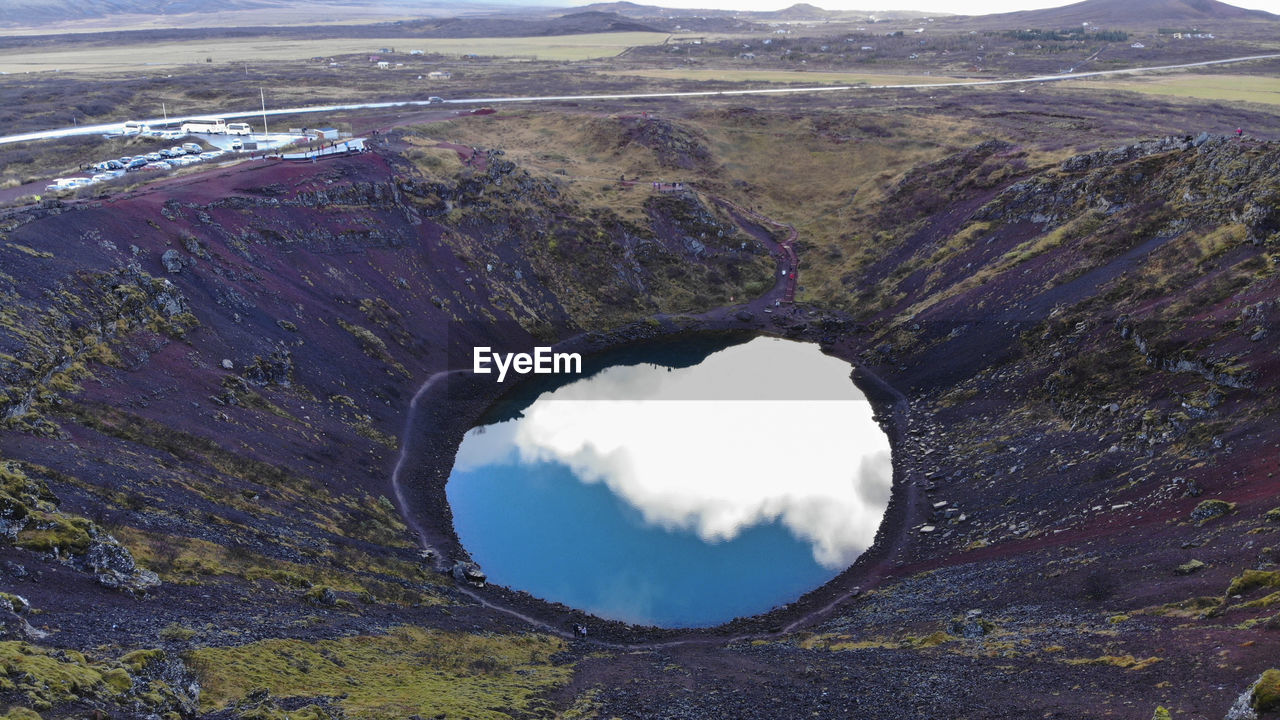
225,122,253,136
181,117,228,134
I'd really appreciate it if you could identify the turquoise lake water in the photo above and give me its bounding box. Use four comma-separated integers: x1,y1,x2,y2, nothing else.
446,336,892,628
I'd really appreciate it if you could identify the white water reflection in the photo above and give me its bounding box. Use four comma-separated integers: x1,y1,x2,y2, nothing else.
453,337,891,569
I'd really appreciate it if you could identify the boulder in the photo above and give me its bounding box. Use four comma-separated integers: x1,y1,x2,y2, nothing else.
947,609,994,638
161,249,185,273
0,494,30,539
1191,499,1235,523
82,538,160,593
452,561,487,587
305,585,339,607
1175,559,1206,576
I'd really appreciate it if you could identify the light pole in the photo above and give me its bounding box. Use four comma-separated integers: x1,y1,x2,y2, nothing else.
260,87,269,143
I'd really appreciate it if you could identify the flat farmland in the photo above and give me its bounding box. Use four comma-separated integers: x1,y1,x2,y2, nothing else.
599,68,968,86
1068,73,1280,106
0,31,673,73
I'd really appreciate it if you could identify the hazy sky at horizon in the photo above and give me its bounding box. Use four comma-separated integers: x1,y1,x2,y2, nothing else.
566,0,1280,16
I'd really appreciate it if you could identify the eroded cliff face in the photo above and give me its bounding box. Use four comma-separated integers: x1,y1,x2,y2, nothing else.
1,118,1279,719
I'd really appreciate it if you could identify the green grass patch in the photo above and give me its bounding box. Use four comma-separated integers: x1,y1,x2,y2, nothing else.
1227,570,1280,598
189,626,572,719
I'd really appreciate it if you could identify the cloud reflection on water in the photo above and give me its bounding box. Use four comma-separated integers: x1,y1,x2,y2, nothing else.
453,337,892,570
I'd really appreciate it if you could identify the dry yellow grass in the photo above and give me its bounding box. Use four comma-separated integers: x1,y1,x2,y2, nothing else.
402,113,682,223
0,32,672,74
0,9,421,35
600,68,966,86
1067,73,1280,107
407,107,988,307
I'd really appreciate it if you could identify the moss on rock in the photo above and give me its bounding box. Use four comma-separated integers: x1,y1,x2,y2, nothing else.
1227,570,1280,598
1175,559,1207,576
189,626,571,720
1254,668,1280,712
120,648,166,673
14,510,93,554
1191,499,1235,524
0,593,29,614
0,641,103,709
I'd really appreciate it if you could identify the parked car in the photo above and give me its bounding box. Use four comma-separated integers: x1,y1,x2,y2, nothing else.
169,146,187,155
158,149,179,158
142,162,171,171
126,158,149,170
118,156,133,165
198,152,219,160
181,142,203,153
144,152,163,161
229,139,244,151
91,171,124,183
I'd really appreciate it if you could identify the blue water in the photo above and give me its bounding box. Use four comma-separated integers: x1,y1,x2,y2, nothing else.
448,458,837,627
445,336,891,628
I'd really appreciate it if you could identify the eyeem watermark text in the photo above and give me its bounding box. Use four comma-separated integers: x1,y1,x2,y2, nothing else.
473,347,582,382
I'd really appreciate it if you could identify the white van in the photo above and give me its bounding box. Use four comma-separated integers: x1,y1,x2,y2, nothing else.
229,138,244,151
121,121,150,136
226,122,253,135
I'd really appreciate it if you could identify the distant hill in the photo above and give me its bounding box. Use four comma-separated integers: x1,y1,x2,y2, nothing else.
421,10,657,36
970,0,1277,27
759,3,834,20
571,1,672,16
571,1,940,20
0,0,554,31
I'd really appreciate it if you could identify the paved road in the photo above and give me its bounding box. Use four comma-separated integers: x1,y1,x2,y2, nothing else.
2,53,1279,147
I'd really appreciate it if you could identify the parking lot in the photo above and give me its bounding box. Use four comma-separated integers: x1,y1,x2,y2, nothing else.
39,130,309,195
